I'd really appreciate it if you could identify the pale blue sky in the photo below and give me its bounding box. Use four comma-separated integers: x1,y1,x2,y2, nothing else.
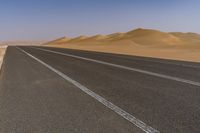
0,0,200,40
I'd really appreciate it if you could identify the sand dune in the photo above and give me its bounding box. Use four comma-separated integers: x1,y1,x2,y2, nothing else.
81,35,108,42
124,28,182,45
105,33,126,41
46,28,197,46
68,36,88,43
46,37,71,45
45,28,200,62
170,32,200,45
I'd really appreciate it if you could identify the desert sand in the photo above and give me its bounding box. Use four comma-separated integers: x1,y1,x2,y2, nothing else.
0,40,46,46
0,46,7,69
45,28,200,62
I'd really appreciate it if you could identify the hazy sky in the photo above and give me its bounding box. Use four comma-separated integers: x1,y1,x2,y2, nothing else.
0,0,200,40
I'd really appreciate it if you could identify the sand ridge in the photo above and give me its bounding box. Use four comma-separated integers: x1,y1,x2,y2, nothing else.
46,28,200,46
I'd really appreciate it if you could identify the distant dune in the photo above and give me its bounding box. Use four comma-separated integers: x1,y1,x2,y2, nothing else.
81,35,108,42
46,28,200,45
45,28,200,62
68,36,88,43
125,28,182,45
44,37,70,45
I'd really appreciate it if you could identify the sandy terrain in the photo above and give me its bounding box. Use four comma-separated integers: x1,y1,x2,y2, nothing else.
45,28,200,62
0,40,46,46
0,46,7,69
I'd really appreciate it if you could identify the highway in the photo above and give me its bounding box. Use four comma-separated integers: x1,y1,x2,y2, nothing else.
0,46,200,133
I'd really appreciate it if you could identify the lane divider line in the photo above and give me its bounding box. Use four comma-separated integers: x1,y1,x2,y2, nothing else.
32,47,200,87
57,48,200,69
17,47,159,133
113,55,200,69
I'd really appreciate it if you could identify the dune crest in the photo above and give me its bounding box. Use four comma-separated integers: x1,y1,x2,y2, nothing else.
46,37,71,45
170,32,200,45
124,28,182,45
81,35,108,42
67,36,89,43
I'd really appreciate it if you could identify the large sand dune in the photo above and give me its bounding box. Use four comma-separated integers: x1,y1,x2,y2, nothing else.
45,28,200,62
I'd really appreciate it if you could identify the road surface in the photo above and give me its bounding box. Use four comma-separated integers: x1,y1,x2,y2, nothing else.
0,46,200,133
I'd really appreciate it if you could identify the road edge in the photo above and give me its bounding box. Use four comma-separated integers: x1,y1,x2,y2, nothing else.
0,46,8,71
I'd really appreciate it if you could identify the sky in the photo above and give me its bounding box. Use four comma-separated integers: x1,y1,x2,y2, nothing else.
0,0,200,41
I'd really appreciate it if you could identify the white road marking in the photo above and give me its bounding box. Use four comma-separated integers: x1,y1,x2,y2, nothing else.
112,54,200,69
145,60,200,69
58,48,200,69
32,47,200,87
17,47,159,133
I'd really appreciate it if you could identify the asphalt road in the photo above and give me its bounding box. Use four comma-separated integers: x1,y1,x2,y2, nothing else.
0,46,200,133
